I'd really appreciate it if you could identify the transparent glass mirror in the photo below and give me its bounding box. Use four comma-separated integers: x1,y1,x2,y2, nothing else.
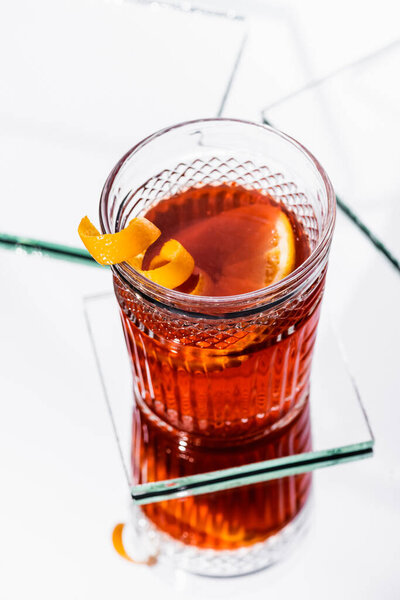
84,292,373,505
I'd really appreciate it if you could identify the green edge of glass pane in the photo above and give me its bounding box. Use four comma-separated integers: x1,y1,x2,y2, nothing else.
0,233,101,267
130,442,373,505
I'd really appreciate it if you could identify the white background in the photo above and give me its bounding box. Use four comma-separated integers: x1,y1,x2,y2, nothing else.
1,1,399,598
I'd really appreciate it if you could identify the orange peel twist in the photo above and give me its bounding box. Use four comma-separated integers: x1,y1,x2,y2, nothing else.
78,216,161,265
78,216,195,290
112,523,157,566
131,239,195,289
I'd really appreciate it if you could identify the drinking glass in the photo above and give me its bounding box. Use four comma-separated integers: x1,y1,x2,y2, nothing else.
99,118,336,575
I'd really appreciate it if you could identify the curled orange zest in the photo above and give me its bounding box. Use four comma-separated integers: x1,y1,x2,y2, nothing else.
78,215,195,290
190,269,212,295
131,239,195,289
78,216,160,265
112,523,157,566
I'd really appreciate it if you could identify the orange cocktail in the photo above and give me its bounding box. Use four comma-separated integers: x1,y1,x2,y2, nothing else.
115,181,318,549
88,119,336,574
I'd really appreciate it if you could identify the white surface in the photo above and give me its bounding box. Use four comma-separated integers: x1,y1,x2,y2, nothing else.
224,0,400,120
0,0,243,245
1,1,400,598
223,0,400,262
266,44,400,262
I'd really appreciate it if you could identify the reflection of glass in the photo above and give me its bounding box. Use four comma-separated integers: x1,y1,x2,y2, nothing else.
132,395,312,550
99,119,335,574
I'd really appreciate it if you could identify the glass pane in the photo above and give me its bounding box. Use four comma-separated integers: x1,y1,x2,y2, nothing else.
84,292,373,504
0,0,243,247
264,42,400,265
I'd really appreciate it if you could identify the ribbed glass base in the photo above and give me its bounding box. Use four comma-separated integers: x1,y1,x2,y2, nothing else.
130,498,311,577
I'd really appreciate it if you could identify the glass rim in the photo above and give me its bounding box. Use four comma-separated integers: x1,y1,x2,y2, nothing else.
99,118,336,319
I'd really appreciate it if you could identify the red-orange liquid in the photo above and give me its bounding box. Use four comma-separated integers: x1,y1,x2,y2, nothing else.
132,396,311,549
114,184,325,550
143,184,309,296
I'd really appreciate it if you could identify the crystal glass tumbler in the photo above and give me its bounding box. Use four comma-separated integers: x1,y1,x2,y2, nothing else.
99,119,336,575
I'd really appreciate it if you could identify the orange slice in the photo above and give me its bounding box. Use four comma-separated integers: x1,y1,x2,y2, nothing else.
218,207,296,295
78,216,160,265
132,239,195,289
264,211,296,285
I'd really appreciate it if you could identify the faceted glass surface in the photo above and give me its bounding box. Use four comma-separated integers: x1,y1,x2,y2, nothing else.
84,292,373,505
